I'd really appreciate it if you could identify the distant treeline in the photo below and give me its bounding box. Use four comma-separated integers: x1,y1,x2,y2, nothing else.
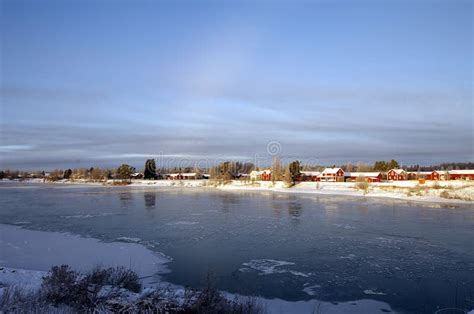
404,162,474,172
1,160,473,182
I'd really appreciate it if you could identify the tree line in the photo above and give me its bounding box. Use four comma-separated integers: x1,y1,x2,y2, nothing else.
1,160,472,182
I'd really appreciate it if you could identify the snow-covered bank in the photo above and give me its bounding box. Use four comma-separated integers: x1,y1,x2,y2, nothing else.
217,180,474,203
0,224,398,313
3,178,473,204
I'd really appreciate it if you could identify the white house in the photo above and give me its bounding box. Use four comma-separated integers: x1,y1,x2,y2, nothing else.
249,170,271,181
320,168,345,182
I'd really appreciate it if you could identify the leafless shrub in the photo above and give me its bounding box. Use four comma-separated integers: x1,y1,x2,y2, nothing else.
440,190,451,199
41,265,79,306
4,266,264,313
355,176,369,194
406,185,425,196
182,273,265,314
105,267,141,293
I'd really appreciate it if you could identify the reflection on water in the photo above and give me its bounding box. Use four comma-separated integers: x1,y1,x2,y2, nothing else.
144,192,156,209
218,193,241,212
287,196,303,218
119,191,133,205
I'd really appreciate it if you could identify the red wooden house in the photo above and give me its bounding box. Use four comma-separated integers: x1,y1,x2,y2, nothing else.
301,171,321,182
430,171,443,180
407,171,444,180
345,172,383,182
387,169,406,181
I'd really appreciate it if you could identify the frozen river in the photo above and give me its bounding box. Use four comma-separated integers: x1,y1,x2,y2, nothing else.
1,182,473,313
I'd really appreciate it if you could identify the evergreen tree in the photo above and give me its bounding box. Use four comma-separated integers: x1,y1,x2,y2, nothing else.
286,160,301,185
387,159,400,170
117,164,135,181
373,161,388,171
144,159,157,180
63,169,72,179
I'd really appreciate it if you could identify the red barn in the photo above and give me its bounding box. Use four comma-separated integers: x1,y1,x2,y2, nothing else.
448,170,474,180
345,172,382,182
387,169,406,181
408,171,435,180
301,171,321,181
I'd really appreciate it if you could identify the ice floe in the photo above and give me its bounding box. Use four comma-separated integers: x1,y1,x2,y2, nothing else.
166,221,199,225
60,213,114,219
240,259,312,277
363,289,387,296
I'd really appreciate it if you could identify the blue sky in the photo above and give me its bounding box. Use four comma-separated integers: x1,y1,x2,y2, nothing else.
1,0,472,170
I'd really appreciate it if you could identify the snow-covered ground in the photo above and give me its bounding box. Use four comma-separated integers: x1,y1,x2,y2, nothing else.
0,224,397,313
218,180,474,203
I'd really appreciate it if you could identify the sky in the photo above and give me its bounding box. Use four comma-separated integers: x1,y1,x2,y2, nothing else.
1,0,473,170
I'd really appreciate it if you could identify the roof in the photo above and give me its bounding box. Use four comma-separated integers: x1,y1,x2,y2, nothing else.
388,169,406,174
415,171,434,175
301,171,321,176
250,170,271,176
167,173,197,176
346,172,382,177
321,168,344,175
448,169,474,175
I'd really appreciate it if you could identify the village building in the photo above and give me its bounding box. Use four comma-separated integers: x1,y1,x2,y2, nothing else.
130,172,144,179
345,172,383,182
249,170,271,181
407,171,444,180
387,169,407,181
165,173,198,180
320,168,345,182
300,171,321,181
410,171,433,180
430,170,443,180
236,173,250,180
448,170,474,180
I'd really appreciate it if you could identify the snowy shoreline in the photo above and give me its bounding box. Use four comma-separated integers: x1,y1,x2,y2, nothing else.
0,224,398,313
4,178,474,204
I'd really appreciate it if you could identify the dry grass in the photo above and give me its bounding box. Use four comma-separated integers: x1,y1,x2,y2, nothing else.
1,265,266,313
111,180,131,186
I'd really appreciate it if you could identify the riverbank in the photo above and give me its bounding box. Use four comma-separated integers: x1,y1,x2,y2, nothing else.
0,224,397,313
4,178,474,204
